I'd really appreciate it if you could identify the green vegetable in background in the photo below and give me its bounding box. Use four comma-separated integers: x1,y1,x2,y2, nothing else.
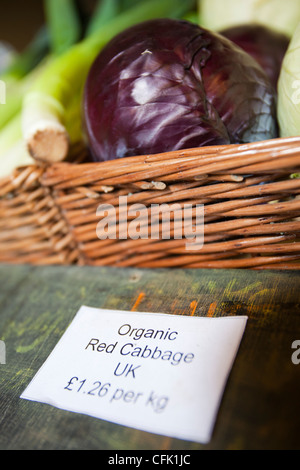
0,42,16,74
0,27,50,130
0,0,196,177
198,0,300,38
277,22,300,137
86,0,120,37
44,0,82,55
0,0,102,175
0,0,82,176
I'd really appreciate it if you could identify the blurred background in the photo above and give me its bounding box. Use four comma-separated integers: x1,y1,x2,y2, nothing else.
0,0,44,50
0,0,99,50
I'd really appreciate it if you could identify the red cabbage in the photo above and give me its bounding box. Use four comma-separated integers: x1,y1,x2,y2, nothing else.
221,24,290,90
83,18,278,162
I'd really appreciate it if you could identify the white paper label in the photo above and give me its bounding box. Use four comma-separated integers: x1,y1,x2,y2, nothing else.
20,306,247,444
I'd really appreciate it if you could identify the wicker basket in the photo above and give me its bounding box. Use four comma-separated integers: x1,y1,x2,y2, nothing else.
1,136,300,270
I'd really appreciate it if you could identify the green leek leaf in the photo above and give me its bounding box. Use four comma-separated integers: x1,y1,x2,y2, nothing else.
44,0,82,55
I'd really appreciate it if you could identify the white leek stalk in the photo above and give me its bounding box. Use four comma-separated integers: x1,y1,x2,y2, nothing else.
0,114,34,178
22,91,69,162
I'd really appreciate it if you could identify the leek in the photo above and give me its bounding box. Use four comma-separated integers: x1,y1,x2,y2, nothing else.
183,11,200,25
21,0,195,163
0,26,50,132
86,0,120,37
44,0,82,56
0,58,51,131
0,140,34,178
86,0,144,36
0,1,82,173
0,114,22,158
0,113,35,178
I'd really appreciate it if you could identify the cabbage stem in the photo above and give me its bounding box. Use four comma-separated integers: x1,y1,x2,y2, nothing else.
21,0,194,163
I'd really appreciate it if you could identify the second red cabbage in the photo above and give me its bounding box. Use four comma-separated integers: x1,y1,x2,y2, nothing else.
221,24,290,90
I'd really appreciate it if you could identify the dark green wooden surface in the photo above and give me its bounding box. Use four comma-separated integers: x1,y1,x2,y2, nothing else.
0,263,299,450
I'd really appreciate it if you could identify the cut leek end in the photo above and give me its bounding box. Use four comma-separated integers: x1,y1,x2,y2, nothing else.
22,91,70,162
27,126,69,163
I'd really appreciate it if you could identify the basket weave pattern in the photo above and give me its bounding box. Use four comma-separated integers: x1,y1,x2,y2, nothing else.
1,137,300,270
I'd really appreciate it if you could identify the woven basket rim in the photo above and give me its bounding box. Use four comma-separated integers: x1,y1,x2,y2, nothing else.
1,135,300,270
